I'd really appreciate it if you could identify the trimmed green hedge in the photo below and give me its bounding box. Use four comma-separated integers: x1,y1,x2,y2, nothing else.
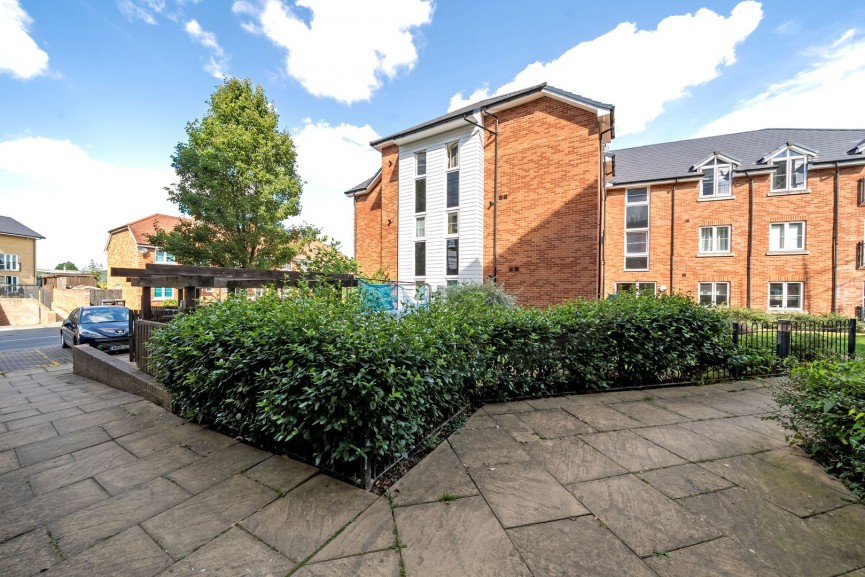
151,289,730,471
773,358,865,497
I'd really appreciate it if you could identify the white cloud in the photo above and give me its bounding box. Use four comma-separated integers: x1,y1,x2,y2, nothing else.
289,120,381,254
185,19,228,78
0,0,49,80
235,0,433,103
448,1,763,137
117,0,166,24
0,137,177,269
698,29,865,136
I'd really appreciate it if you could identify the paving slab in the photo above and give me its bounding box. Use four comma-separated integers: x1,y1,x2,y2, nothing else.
0,478,108,541
0,527,62,577
567,391,622,405
610,401,689,426
295,550,401,577
701,454,856,516
508,517,657,577
0,407,40,423
395,496,531,577
521,435,626,484
5,407,84,431
692,390,777,416
0,453,74,507
28,441,136,494
243,474,377,563
516,408,595,437
464,410,496,429
95,445,201,495
680,418,786,454
0,422,57,452
16,426,110,467
52,406,129,434
723,414,787,440
0,422,5,433
524,396,579,410
580,429,686,472
101,403,182,438
638,463,733,499
142,473,278,559
681,487,861,577
243,454,318,493
50,476,190,556
804,505,865,574
755,446,851,494
313,496,395,562
0,449,17,475
645,536,786,577
155,527,295,577
390,441,477,506
634,424,742,462
116,422,234,458
166,441,269,494
482,400,535,414
469,460,588,528
447,427,531,468
651,397,732,420
42,526,171,577
490,412,534,431
563,403,642,431
569,474,720,558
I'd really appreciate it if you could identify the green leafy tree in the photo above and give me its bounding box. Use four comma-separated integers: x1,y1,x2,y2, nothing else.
81,259,107,288
149,78,316,268
303,239,360,276
54,261,77,271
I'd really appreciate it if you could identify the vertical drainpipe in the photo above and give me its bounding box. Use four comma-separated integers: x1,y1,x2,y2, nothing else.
598,106,615,299
746,171,754,308
832,161,840,312
670,179,677,293
472,110,499,282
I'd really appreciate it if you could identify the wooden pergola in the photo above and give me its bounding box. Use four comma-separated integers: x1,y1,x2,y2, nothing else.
111,263,357,320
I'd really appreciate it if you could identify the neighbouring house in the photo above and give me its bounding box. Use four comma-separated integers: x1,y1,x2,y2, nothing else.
345,83,614,306
105,214,185,310
40,272,99,291
0,216,48,325
346,84,865,315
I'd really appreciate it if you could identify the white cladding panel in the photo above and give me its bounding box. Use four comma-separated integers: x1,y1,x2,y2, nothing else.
397,125,484,289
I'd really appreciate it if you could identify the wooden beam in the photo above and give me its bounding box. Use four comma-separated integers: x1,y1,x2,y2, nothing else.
128,276,216,288
110,267,146,278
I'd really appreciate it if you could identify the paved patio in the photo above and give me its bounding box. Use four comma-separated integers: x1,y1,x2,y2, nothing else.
0,364,863,577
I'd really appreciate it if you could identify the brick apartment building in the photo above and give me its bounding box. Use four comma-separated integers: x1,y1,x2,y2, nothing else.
346,83,865,315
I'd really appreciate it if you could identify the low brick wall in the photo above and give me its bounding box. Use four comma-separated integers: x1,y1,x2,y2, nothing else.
72,345,172,410
0,298,41,325
52,287,92,313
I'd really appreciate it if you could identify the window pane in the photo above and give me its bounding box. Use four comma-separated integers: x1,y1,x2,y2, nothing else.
700,228,713,252
415,242,426,276
717,166,731,196
792,158,806,188
415,152,426,176
638,283,656,295
447,142,459,170
617,283,635,293
446,239,459,276
770,224,783,250
699,283,713,305
626,205,648,229
716,283,729,305
446,170,459,207
447,212,458,235
702,169,714,196
626,232,647,254
769,283,783,308
626,188,647,203
717,227,730,251
415,179,426,213
415,217,425,238
787,283,801,308
625,256,648,270
790,222,803,249
773,161,787,190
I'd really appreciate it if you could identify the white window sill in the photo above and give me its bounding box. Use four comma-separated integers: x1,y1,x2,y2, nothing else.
765,250,810,256
768,308,805,313
697,195,736,202
696,252,736,258
768,188,810,196
623,269,650,272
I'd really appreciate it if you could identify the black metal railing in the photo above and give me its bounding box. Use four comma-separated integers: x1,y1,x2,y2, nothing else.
0,283,39,298
130,319,166,376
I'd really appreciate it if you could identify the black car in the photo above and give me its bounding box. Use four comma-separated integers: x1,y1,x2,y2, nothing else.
61,306,131,352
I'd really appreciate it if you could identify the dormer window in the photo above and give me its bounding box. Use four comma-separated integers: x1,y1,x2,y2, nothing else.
701,160,732,198
771,149,807,192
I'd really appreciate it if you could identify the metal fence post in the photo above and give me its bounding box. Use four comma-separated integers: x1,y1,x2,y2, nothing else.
776,320,791,359
731,323,741,379
849,318,857,359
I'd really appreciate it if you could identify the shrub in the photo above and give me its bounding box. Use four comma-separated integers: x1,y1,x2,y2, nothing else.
443,280,517,308
773,358,865,497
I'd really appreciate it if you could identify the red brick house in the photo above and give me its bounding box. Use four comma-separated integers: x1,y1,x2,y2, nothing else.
347,84,865,315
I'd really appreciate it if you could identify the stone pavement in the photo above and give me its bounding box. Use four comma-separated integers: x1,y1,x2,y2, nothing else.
0,348,72,374
0,366,863,577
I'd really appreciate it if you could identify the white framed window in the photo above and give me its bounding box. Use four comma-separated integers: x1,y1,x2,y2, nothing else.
616,282,656,296
414,151,427,278
624,188,649,271
771,149,807,192
0,254,19,271
446,212,458,236
415,216,426,239
769,221,805,252
153,287,174,300
699,282,729,306
1,275,19,286
155,250,175,263
699,225,731,254
769,282,803,310
445,238,459,277
701,160,732,197
446,142,459,209
414,242,426,277
446,141,459,170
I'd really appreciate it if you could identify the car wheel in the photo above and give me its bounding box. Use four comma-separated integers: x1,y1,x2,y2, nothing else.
61,332,69,348
73,335,80,346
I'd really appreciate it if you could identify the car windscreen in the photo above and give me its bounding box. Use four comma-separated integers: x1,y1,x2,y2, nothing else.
80,307,130,324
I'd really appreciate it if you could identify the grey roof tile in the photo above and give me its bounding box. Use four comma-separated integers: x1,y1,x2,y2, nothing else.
343,168,381,196
0,215,44,239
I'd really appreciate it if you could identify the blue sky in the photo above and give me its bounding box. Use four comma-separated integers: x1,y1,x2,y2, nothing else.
1,0,864,269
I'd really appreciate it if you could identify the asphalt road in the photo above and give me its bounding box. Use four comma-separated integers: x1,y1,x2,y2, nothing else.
0,327,61,352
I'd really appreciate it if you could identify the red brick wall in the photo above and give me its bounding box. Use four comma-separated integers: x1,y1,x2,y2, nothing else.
483,96,602,307
604,164,865,314
353,180,384,276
